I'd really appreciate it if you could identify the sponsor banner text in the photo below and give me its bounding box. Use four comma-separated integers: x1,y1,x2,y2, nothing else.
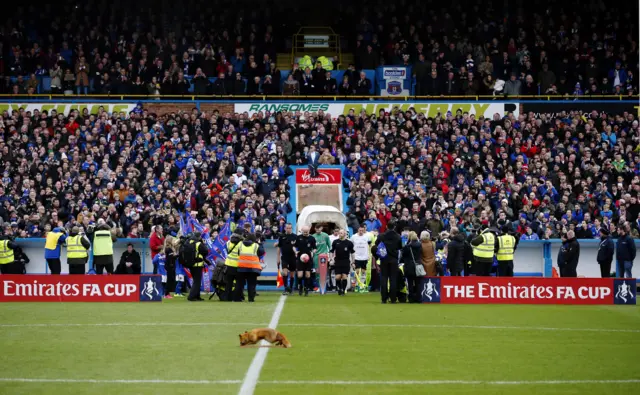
420,277,636,305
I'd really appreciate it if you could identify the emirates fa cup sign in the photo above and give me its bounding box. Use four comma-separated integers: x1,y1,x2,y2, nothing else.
420,277,636,305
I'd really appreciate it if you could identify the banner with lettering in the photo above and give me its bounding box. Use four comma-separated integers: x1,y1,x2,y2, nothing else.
0,275,163,302
420,277,636,305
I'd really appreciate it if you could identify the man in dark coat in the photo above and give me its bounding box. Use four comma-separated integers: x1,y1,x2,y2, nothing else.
560,230,580,277
192,68,210,95
446,228,466,276
413,54,428,95
354,72,372,95
373,220,403,304
424,70,442,96
116,243,142,274
615,224,636,278
597,228,614,278
322,71,337,94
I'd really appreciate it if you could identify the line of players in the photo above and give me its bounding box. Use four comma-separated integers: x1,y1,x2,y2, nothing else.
275,223,373,296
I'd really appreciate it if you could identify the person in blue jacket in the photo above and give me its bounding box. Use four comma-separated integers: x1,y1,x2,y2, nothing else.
615,224,636,278
44,227,67,274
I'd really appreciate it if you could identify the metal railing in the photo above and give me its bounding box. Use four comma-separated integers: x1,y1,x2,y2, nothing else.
291,26,342,69
0,94,638,101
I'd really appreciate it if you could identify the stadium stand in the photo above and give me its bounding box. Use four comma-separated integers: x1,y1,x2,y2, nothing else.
0,0,638,244
0,0,636,97
0,103,638,242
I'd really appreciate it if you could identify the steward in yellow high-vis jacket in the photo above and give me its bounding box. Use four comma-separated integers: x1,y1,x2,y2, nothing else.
0,234,19,274
494,225,519,277
185,232,210,302
237,233,265,303
66,227,91,275
90,220,117,274
223,229,244,302
471,225,497,276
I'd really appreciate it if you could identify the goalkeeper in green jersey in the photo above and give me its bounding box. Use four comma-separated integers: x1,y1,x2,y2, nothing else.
312,224,331,291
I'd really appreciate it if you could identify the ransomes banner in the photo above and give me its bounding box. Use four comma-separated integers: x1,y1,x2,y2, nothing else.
420,277,636,305
235,102,519,118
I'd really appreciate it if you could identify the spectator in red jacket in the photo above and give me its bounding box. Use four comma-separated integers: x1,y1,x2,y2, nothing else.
65,116,79,133
149,225,165,274
377,205,392,233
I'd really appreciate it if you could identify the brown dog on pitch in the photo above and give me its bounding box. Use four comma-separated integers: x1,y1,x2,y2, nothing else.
239,328,292,348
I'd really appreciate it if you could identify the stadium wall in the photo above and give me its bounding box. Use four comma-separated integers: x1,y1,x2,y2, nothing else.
1,99,638,119
14,238,640,280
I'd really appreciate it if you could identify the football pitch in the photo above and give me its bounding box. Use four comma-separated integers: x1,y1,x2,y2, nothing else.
0,293,638,395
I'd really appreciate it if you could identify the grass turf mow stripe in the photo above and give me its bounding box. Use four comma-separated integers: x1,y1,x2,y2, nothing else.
1,322,638,333
0,378,637,386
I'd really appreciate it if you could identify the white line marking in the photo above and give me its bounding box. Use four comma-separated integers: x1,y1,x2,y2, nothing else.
279,323,640,333
0,378,241,384
1,322,638,333
0,323,264,328
0,378,637,386
260,380,640,385
238,295,286,395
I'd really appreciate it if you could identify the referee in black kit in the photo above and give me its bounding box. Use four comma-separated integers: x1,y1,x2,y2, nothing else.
276,223,297,295
295,225,316,296
330,229,355,296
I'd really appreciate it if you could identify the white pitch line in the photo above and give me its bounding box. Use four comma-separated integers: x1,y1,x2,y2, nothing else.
0,378,241,384
0,322,264,328
259,379,640,385
0,378,637,386
237,295,287,395
1,322,638,333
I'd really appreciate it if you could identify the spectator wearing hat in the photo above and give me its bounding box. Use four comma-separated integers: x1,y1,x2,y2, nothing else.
596,227,614,278
234,167,248,187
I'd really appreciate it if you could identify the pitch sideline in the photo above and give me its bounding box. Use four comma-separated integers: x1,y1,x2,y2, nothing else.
237,295,287,395
1,322,638,333
0,378,638,386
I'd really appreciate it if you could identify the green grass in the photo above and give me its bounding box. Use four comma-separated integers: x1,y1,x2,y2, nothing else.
0,293,639,395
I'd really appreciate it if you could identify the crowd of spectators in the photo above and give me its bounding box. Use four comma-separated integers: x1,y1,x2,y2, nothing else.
0,0,291,96
0,103,639,244
1,0,637,97
352,0,639,97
